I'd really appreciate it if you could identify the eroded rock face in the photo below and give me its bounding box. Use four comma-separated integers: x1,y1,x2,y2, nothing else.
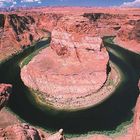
0,124,41,140
0,84,12,110
0,123,65,140
132,95,140,140
0,9,139,62
0,13,61,61
21,27,109,110
55,13,126,37
114,19,140,53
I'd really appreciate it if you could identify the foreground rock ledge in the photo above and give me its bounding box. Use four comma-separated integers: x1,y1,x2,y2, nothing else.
0,123,65,140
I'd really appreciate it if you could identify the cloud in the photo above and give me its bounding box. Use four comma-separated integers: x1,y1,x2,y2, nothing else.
0,0,13,2
21,0,42,3
0,0,42,7
0,2,4,7
11,1,17,7
0,0,17,7
121,0,140,7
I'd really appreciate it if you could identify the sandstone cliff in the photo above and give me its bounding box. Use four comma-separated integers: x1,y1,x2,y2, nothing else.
114,19,140,53
0,9,139,62
0,12,62,61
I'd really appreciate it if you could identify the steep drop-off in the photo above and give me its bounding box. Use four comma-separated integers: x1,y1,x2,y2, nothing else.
0,12,62,62
115,19,140,53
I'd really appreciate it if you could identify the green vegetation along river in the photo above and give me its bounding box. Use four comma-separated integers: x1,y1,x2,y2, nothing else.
0,37,139,137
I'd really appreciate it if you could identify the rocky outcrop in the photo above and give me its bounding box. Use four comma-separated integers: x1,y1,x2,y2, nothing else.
0,13,62,61
0,123,65,140
47,129,66,140
0,124,41,140
21,25,112,110
114,19,140,53
132,95,140,140
55,15,96,35
0,84,12,110
0,8,139,62
82,13,124,36
55,13,126,38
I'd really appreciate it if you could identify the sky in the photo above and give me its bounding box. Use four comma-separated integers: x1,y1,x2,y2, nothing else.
0,0,140,8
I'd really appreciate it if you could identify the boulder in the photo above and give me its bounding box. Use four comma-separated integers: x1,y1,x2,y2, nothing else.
0,84,12,110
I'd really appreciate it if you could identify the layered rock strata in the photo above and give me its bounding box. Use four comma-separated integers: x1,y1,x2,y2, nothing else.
21,27,113,110
114,19,140,53
0,13,61,61
0,9,140,63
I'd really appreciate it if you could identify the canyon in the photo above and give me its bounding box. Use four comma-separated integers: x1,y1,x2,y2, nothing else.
0,7,139,140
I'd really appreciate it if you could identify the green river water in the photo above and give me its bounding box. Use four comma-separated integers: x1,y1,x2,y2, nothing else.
0,37,139,137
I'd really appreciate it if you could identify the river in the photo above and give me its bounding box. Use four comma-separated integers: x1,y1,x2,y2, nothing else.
0,37,139,136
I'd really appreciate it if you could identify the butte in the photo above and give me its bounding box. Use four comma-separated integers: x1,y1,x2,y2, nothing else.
21,19,119,111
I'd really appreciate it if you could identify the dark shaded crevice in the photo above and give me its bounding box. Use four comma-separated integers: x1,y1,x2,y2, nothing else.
106,62,111,75
8,14,35,35
85,48,95,52
83,13,102,22
74,45,81,62
0,14,5,28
